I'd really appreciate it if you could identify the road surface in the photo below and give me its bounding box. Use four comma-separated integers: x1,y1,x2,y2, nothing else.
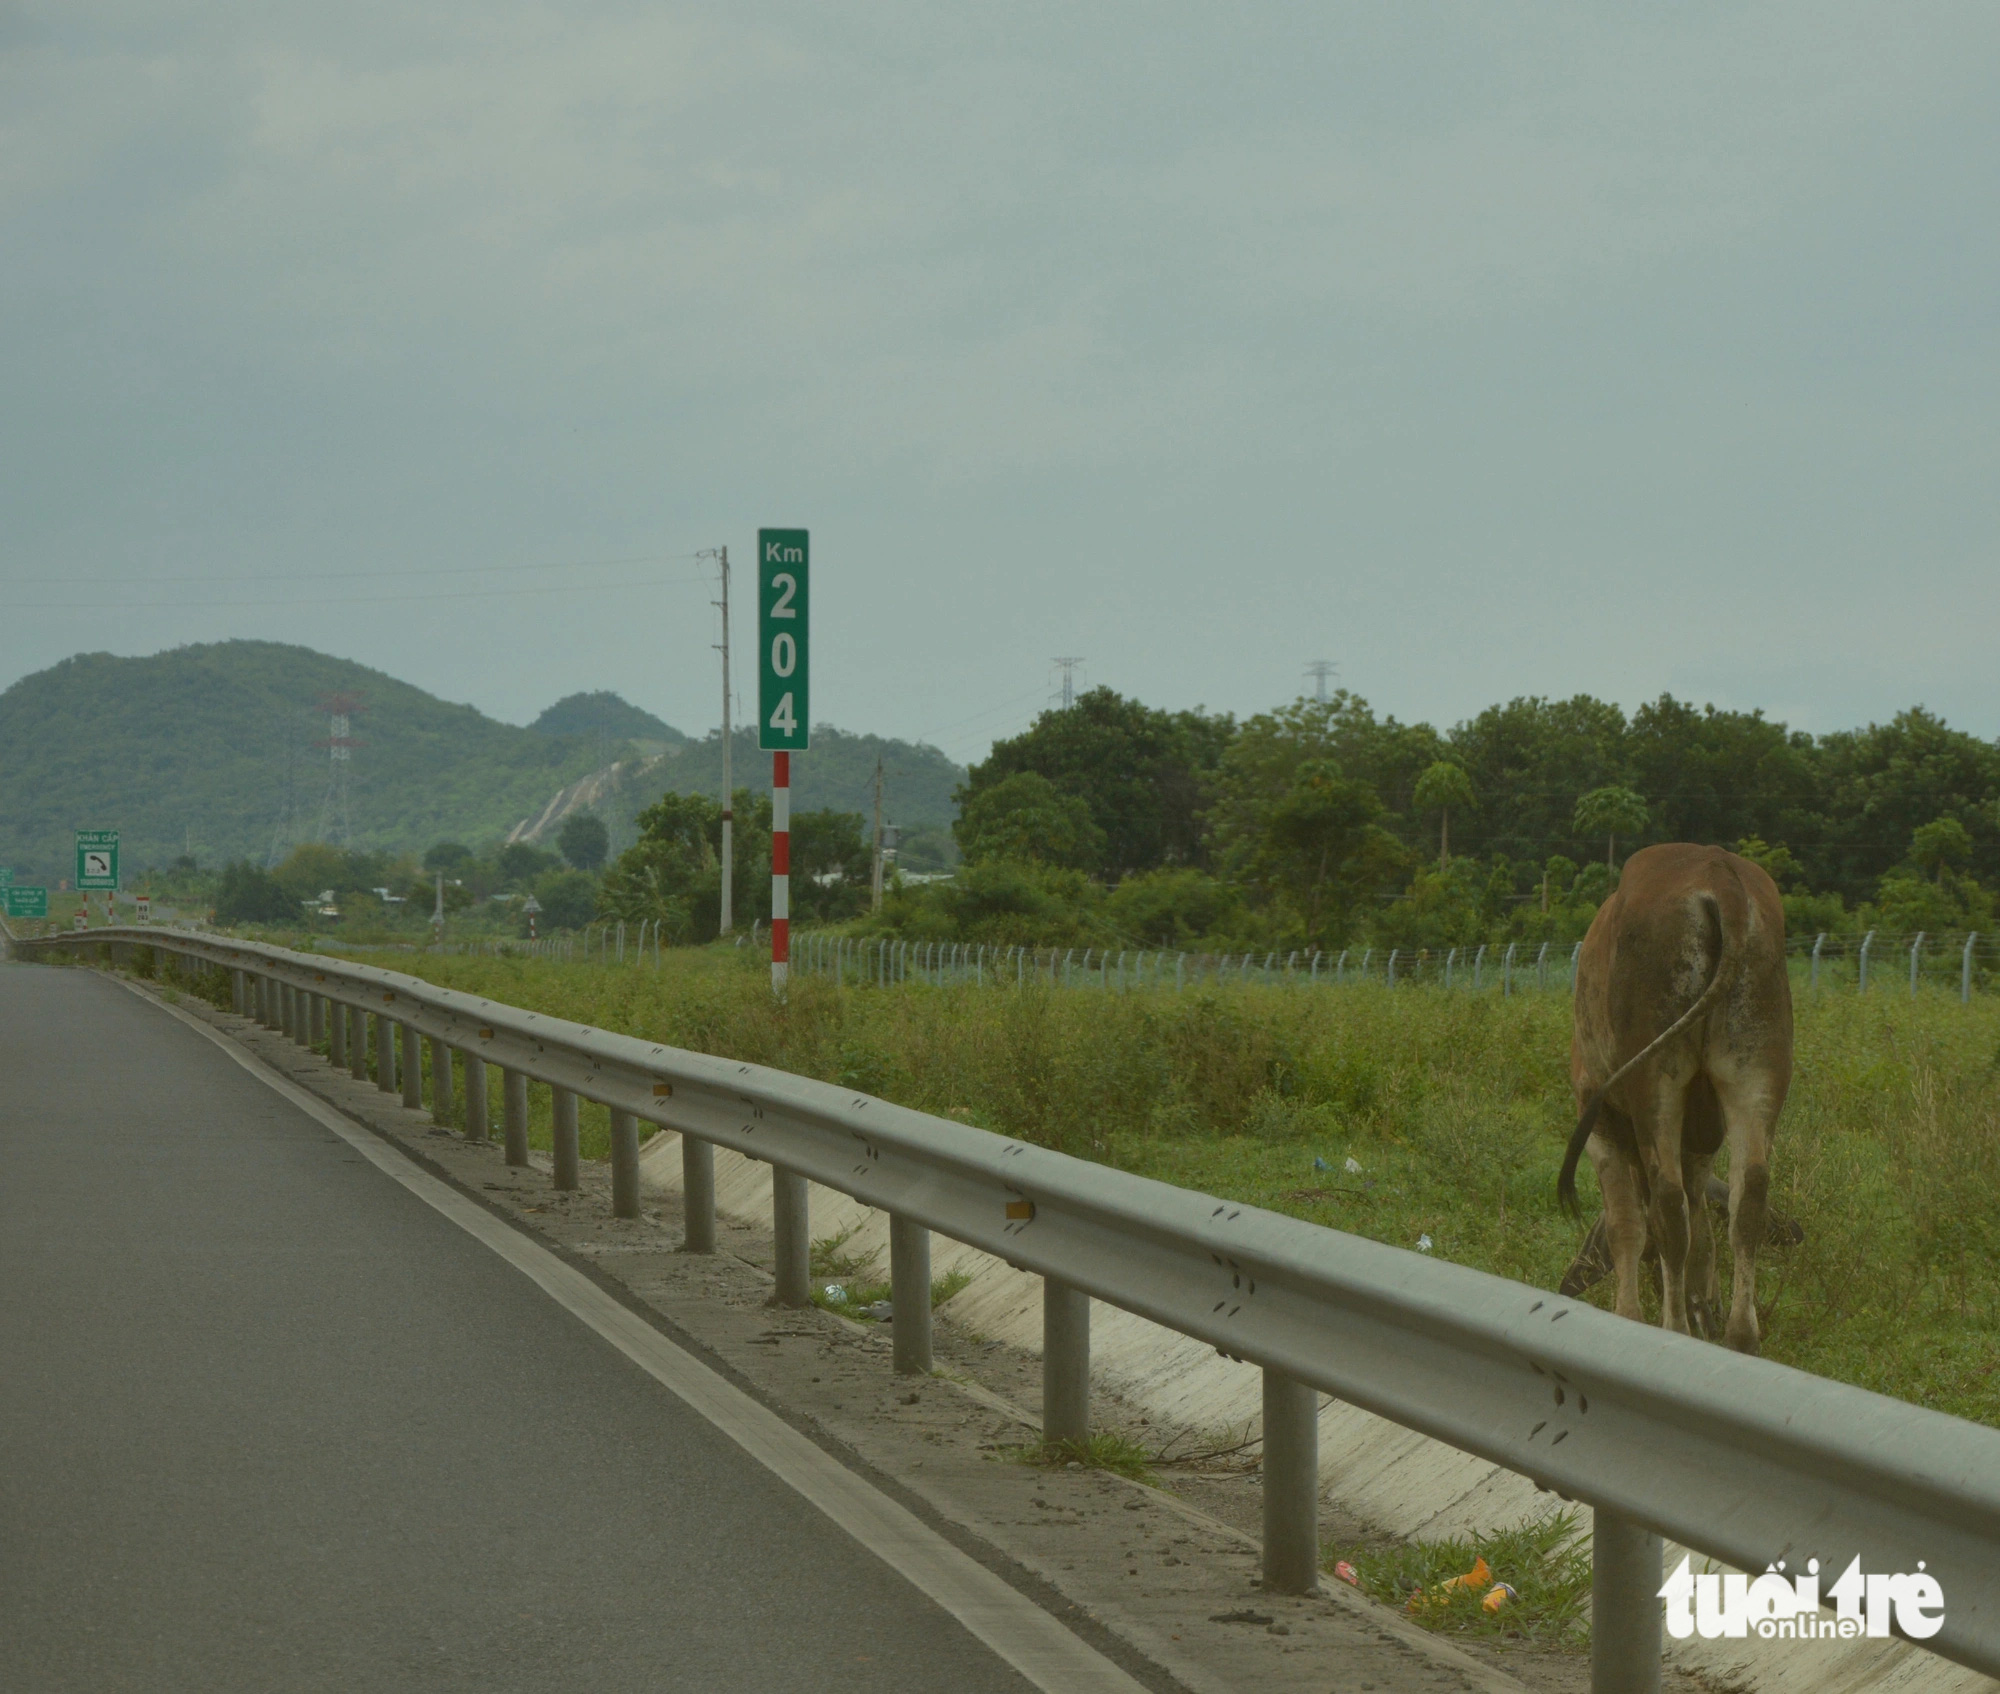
0,961,1072,1693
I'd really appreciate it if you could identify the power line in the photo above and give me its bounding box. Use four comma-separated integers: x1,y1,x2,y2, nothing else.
7,575,699,612
8,550,708,589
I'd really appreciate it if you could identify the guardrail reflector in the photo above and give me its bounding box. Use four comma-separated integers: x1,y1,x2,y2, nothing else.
653,1082,673,1097
1005,1200,1035,1221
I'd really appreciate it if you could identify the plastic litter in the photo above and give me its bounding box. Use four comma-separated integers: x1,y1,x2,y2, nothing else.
1482,1583,1518,1613
821,1284,849,1303
864,1301,894,1322
1407,1555,1491,1612
1344,1157,1364,1175
1416,1234,1433,1253
1312,1155,1331,1171
1332,1560,1360,1588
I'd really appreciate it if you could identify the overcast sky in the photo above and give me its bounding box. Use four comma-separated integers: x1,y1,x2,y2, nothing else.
4,3,1997,765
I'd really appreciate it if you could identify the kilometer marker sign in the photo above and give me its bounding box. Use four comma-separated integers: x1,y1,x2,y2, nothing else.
758,528,808,994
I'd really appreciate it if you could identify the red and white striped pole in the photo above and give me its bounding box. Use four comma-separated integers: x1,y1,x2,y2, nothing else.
771,750,790,995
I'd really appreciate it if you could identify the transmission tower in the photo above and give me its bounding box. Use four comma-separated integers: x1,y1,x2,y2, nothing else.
316,693,365,846
1052,657,1086,711
1304,659,1340,704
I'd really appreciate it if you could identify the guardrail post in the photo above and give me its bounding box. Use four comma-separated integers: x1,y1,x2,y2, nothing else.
1590,1509,1661,1694
681,1135,716,1250
462,1051,489,1141
551,1086,580,1190
1042,1279,1090,1446
1262,1370,1320,1594
374,1012,396,1094
277,982,293,1039
770,1168,810,1305
889,1215,933,1375
503,1069,529,1167
231,969,246,1015
400,1025,423,1109
308,993,325,1049
610,1109,641,1217
348,1005,368,1081
329,998,347,1067
428,1037,453,1125
258,975,274,1029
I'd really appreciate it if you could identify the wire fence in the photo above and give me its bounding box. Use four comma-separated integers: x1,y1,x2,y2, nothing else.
397,919,2000,1003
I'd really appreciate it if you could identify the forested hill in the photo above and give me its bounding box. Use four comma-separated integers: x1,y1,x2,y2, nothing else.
0,642,609,881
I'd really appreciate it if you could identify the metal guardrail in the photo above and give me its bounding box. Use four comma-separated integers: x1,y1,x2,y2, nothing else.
20,926,2000,1692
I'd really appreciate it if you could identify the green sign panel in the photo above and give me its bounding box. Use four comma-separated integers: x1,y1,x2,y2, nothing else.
5,886,48,918
0,866,11,887
75,830,118,891
757,528,810,752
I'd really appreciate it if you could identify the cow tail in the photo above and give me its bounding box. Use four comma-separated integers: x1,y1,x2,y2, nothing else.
1557,892,1731,1220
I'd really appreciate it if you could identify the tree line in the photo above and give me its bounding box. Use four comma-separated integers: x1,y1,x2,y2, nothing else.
868,688,1999,950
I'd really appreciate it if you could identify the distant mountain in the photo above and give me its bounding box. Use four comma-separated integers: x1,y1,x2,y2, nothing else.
530,691,685,747
0,642,607,881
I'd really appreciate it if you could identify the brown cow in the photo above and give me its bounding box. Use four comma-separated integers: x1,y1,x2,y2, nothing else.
1556,843,1793,1353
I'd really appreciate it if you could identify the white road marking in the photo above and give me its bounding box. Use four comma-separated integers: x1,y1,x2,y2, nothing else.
133,985,1152,1694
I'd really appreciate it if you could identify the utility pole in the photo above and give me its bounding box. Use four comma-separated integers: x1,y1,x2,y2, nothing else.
704,546,734,934
871,755,885,910
432,872,445,943
1053,656,1084,710
1305,660,1338,704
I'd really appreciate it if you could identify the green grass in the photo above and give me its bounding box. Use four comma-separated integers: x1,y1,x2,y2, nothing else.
1326,1511,1592,1646
806,1228,976,1321
1003,1432,1158,1483
203,943,2000,1424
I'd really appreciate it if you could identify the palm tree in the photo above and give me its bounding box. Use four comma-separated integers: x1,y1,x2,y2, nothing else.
1412,761,1476,868
1573,786,1648,869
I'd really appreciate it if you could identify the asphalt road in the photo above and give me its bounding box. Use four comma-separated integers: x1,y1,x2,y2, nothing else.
0,962,1042,1693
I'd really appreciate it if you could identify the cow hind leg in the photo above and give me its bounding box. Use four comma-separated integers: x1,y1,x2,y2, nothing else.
1636,1074,1693,1336
1715,1074,1782,1355
1683,1154,1719,1340
1584,1135,1649,1323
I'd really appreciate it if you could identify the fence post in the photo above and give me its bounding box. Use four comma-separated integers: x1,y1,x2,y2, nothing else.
1590,1508,1662,1694
329,998,348,1067
1474,943,1486,990
889,1214,933,1375
1504,942,1516,995
1262,1370,1320,1595
770,1168,810,1306
1177,951,1186,990
349,1005,369,1082
1042,1279,1090,1446
1536,940,1550,990
682,1134,716,1250
1811,932,1825,991
1966,933,1979,1003
400,1025,423,1109
1444,947,1456,988
1910,932,1925,997
1569,941,1581,988
462,1051,489,1140
428,1036,454,1126
1387,948,1398,987
1859,929,1875,994
1336,948,1348,984
610,1108,640,1217
551,1086,579,1190
503,1068,529,1167
375,1012,396,1094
